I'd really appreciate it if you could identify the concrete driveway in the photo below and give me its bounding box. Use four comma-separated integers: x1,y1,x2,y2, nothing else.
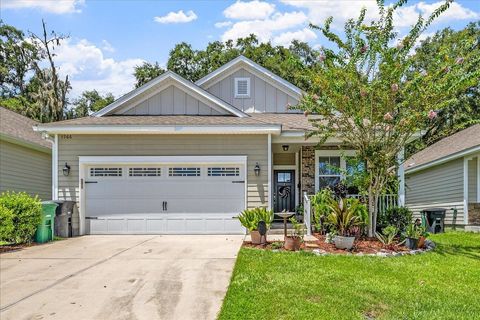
0,235,244,320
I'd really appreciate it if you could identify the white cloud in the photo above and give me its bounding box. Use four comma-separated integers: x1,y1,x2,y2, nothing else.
101,40,115,53
215,21,233,28
52,39,144,98
281,0,479,29
273,28,317,46
2,0,84,14
221,11,307,42
154,10,197,24
223,1,276,20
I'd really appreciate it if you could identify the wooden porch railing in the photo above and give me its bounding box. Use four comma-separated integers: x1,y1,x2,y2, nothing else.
303,193,399,235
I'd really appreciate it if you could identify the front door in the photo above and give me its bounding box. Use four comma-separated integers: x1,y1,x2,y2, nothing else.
273,170,295,213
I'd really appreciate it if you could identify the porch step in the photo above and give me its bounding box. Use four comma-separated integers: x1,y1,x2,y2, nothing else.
269,228,298,235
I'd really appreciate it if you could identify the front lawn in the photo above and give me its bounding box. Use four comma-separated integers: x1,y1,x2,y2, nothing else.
219,232,480,320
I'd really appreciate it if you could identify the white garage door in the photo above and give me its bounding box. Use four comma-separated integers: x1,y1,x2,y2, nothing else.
84,160,245,234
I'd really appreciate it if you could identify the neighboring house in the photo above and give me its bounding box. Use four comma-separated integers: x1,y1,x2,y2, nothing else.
405,124,480,231
33,55,401,235
0,107,52,200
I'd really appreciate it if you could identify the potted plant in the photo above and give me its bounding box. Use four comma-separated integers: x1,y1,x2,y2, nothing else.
375,225,398,250
405,223,422,250
238,207,273,244
327,198,364,250
284,217,305,251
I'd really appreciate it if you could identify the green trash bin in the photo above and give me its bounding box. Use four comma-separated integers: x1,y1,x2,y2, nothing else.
34,201,58,243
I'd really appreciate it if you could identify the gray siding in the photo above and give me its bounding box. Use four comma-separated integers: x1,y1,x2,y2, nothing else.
57,134,268,208
121,85,227,116
205,68,300,113
0,140,51,200
468,156,478,202
406,158,465,224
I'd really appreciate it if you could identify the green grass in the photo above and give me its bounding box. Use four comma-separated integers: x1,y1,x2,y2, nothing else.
219,232,480,320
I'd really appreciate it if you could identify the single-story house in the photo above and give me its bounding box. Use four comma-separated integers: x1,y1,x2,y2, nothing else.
34,55,403,235
0,107,52,200
405,124,480,231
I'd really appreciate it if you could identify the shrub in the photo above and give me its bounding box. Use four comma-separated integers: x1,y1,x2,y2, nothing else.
377,206,413,234
327,198,365,237
238,207,273,232
0,192,42,244
0,205,15,242
311,189,334,232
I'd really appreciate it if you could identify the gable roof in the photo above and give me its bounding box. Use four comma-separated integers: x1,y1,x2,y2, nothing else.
93,71,248,118
405,124,480,173
195,55,303,97
0,107,51,151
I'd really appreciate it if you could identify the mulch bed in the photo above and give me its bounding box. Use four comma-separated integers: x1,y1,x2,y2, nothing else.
0,243,36,254
243,233,416,255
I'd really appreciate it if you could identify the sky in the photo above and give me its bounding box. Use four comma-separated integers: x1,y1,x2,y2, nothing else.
2,0,479,98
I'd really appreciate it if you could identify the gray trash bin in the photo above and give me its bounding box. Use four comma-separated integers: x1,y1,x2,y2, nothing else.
54,201,79,237
422,208,446,234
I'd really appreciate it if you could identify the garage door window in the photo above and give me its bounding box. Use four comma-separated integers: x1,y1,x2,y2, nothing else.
169,167,201,177
129,167,161,177
208,167,240,177
90,167,123,177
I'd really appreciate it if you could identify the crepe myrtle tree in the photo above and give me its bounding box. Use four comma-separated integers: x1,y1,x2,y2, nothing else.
297,0,480,237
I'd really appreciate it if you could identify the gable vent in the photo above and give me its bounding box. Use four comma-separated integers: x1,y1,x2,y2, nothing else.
235,77,250,98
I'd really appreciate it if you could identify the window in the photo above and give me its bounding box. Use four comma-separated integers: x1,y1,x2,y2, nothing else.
317,156,341,189
234,77,250,98
90,167,122,177
208,167,240,177
277,172,292,183
169,167,201,177
129,167,161,177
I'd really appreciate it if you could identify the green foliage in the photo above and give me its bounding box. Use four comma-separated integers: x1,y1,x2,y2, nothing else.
311,189,334,232
237,207,273,232
69,90,115,118
134,35,320,91
270,241,283,250
0,204,15,242
375,225,398,247
327,198,365,236
377,206,413,234
289,217,305,241
133,61,166,88
405,223,422,239
297,0,477,236
0,191,42,244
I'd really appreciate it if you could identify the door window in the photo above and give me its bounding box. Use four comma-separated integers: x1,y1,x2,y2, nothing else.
277,172,292,183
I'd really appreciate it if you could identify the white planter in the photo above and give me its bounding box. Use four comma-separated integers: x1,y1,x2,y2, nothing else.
334,236,355,250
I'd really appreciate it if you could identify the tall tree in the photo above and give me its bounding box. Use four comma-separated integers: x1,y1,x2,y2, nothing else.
297,0,479,236
407,21,480,156
69,90,115,118
133,62,165,88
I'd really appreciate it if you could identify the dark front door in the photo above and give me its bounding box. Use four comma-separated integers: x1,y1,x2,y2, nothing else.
273,170,295,214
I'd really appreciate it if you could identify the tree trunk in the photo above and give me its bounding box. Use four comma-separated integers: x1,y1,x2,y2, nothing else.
368,186,375,237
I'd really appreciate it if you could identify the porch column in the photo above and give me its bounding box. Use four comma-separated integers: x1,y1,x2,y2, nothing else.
268,134,272,210
397,148,405,207
463,157,469,225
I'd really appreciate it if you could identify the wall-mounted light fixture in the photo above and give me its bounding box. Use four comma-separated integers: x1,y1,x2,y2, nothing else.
254,162,261,176
282,144,289,151
62,162,71,176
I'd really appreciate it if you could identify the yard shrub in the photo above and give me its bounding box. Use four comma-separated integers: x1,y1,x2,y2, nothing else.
377,206,413,234
0,192,42,244
0,204,15,242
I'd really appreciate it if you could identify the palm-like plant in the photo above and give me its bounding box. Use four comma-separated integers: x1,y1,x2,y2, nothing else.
237,207,273,232
327,198,363,237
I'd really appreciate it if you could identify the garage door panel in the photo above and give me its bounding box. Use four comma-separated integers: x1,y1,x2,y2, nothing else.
85,161,246,234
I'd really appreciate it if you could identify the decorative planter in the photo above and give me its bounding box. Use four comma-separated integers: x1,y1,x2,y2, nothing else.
418,236,426,249
250,230,265,244
284,236,301,251
406,237,419,250
334,236,355,250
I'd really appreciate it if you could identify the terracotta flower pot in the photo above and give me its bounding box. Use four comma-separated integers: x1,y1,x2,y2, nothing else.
250,230,266,244
418,236,426,249
284,236,301,251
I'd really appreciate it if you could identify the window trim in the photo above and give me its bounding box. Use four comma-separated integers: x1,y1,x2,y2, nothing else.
234,77,251,98
88,167,123,178
168,167,201,177
128,167,162,178
207,167,240,177
314,150,356,192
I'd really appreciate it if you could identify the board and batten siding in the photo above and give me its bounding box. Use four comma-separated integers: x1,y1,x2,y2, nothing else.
205,68,300,113
405,158,465,224
120,85,227,116
57,134,268,209
468,156,478,202
0,140,51,200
